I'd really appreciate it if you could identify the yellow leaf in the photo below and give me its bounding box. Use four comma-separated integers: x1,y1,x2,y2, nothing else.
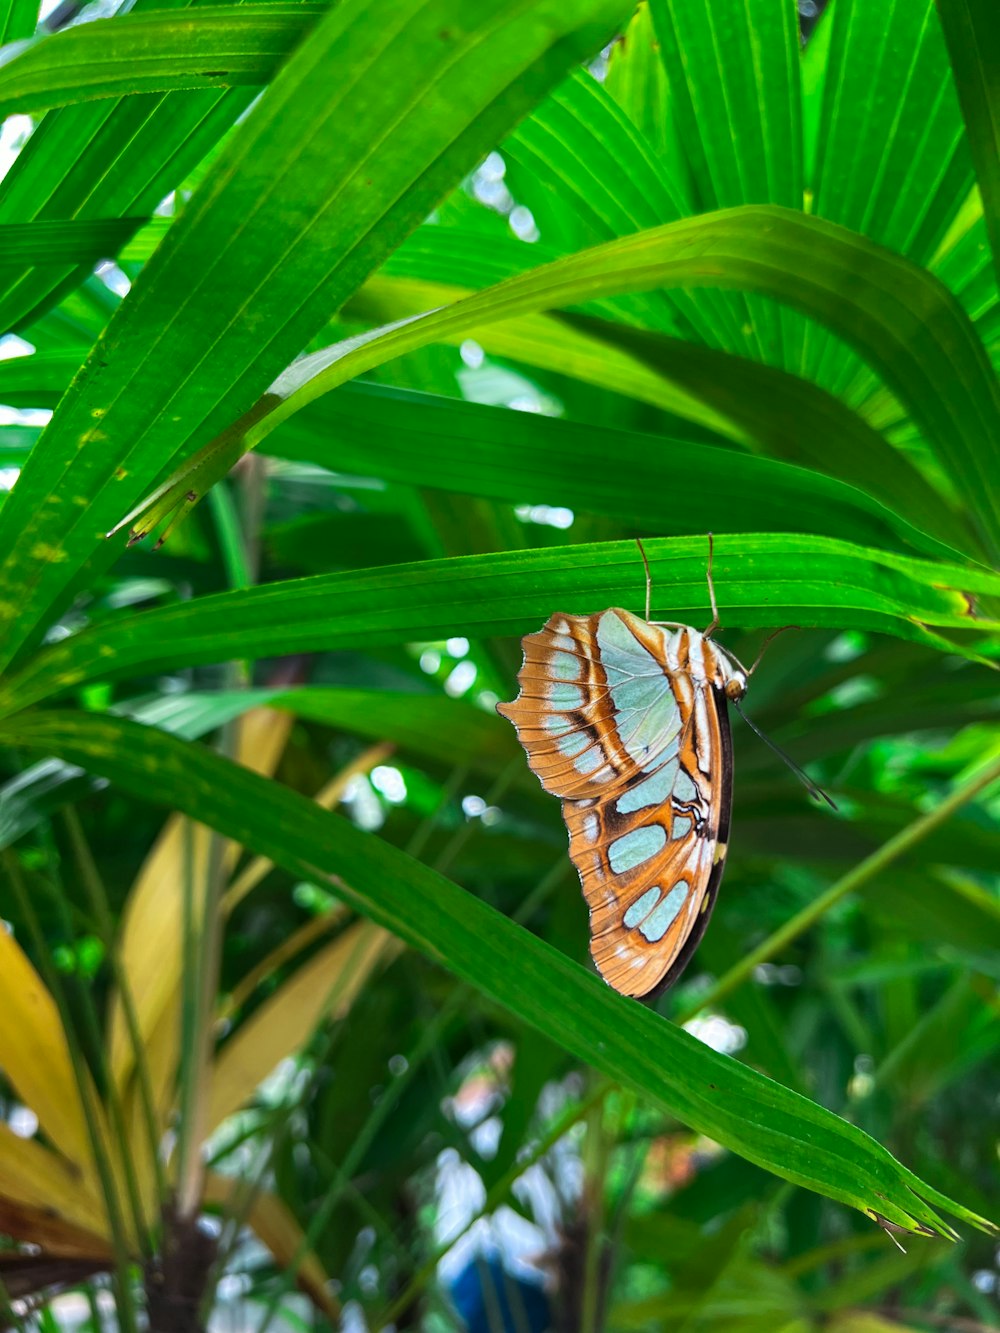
107,819,215,1092
202,1171,339,1320
828,1315,926,1333
0,1120,109,1252
233,706,295,779
208,920,394,1132
108,709,295,1090
221,907,346,1019
114,716,377,1209
0,926,94,1174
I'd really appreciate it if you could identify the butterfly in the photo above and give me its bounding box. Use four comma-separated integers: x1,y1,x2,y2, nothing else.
497,538,826,1001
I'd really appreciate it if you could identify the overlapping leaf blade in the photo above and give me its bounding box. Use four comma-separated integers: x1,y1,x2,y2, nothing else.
0,536,995,716
0,39,257,333
648,0,803,369
0,0,630,671
935,0,1000,286
0,4,323,115
266,381,961,558
0,709,993,1240
157,207,1000,564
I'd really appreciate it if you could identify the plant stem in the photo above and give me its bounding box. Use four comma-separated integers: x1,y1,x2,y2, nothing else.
579,1087,608,1333
175,818,228,1219
63,806,169,1213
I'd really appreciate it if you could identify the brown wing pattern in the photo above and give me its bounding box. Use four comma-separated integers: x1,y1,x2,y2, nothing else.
498,608,734,999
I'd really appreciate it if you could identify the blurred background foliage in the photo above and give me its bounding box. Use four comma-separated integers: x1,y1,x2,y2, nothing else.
0,0,997,1329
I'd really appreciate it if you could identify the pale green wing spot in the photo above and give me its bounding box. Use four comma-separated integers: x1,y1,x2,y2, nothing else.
616,754,679,814
595,612,662,679
608,824,667,874
551,652,580,679
558,730,590,758
623,885,662,929
640,884,689,943
549,681,584,707
574,747,604,776
674,769,698,802
669,813,693,840
544,716,574,737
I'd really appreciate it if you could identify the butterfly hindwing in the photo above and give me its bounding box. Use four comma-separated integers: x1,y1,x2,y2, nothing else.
498,608,736,999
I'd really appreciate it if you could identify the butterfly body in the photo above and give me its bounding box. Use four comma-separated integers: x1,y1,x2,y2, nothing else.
498,607,746,999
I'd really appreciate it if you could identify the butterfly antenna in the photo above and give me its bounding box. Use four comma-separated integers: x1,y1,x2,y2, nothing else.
747,625,800,678
732,700,837,810
636,537,653,622
703,533,720,638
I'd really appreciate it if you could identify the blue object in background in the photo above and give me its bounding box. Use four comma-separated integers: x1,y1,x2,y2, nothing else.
448,1253,551,1333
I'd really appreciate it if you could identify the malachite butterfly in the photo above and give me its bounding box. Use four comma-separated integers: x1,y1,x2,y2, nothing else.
498,539,778,1001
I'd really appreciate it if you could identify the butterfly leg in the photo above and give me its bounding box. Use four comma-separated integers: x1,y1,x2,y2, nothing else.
635,537,653,622
639,533,725,635
702,533,721,637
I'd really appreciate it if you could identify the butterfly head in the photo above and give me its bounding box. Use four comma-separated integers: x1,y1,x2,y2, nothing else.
712,643,747,702
724,672,747,703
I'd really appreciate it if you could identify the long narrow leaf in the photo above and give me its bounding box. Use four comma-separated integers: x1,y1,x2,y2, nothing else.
0,64,256,334
267,382,962,558
0,0,34,44
137,207,1000,564
0,536,995,717
559,316,966,551
806,0,974,394
935,0,1000,286
649,0,803,369
0,1121,108,1248
0,4,324,115
1,710,993,1239
0,219,145,270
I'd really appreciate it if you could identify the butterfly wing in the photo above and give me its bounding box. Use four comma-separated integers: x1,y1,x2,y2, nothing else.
498,608,734,999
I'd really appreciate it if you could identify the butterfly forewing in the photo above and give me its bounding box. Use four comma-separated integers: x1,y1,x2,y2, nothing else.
498,607,737,1000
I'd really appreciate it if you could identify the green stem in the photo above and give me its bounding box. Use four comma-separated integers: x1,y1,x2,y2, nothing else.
208,481,254,594
176,820,228,1219
580,1086,608,1333
248,925,396,1333
404,761,470,862
63,807,169,1213
179,467,260,1219
426,755,522,879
